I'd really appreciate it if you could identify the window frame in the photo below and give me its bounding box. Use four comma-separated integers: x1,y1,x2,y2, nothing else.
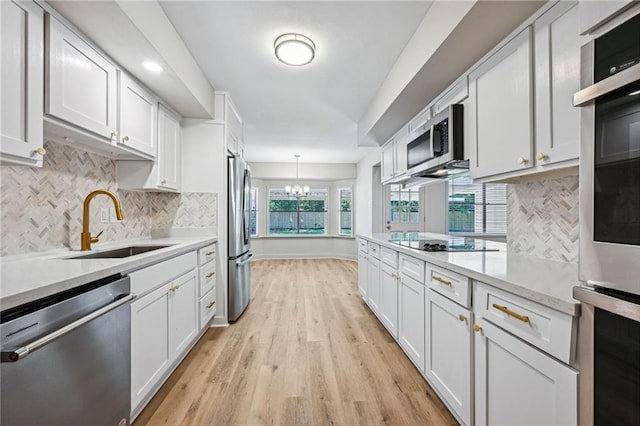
267,188,329,236
338,187,353,236
249,187,258,237
447,176,507,236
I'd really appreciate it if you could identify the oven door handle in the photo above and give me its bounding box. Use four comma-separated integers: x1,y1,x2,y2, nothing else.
573,286,640,322
574,61,640,106
0,293,135,363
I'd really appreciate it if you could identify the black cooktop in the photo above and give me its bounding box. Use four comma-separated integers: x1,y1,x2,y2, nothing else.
388,236,499,252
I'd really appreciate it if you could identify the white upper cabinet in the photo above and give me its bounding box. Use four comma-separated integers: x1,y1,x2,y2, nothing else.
1,0,45,167
380,126,409,184
119,73,158,158
381,139,395,182
534,2,583,168
579,0,635,34
468,27,534,180
157,105,181,191
45,14,117,140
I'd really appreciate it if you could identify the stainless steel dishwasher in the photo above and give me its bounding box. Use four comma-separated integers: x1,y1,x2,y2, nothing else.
1,274,134,425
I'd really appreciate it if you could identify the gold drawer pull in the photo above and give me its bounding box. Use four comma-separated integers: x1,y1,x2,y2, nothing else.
458,314,467,323
492,303,530,323
433,276,452,286
473,324,483,333
205,251,215,256
206,272,215,278
206,301,216,309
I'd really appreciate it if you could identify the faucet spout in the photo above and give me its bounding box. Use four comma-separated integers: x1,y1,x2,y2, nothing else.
81,189,123,251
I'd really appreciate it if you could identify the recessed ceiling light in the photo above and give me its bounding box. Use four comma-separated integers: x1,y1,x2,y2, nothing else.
274,33,315,66
142,61,163,73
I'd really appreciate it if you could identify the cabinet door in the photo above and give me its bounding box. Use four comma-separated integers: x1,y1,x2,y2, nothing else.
367,256,381,314
119,73,157,157
394,136,408,176
157,105,180,191
469,27,534,179
1,0,44,167
226,101,243,156
46,15,117,139
474,318,578,426
170,270,198,358
380,263,399,339
534,3,583,167
357,252,368,299
381,141,395,182
131,282,171,411
399,274,425,372
425,290,472,425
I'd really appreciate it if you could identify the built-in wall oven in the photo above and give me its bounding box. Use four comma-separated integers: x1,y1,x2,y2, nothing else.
573,9,640,426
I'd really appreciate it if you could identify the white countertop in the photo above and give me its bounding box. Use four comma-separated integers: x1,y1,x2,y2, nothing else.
0,236,216,311
358,233,580,316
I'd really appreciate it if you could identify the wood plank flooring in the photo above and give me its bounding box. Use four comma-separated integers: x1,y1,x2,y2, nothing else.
135,259,457,425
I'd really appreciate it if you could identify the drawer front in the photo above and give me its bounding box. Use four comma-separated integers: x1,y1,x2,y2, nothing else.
368,242,380,259
399,254,425,283
130,251,196,296
380,246,398,268
475,282,575,364
199,287,217,329
427,264,471,308
358,238,368,253
198,243,217,266
199,261,216,297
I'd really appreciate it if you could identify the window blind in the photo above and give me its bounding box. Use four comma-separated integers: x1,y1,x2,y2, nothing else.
448,176,506,234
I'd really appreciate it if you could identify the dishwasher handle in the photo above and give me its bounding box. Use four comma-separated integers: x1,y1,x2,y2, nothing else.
1,293,135,363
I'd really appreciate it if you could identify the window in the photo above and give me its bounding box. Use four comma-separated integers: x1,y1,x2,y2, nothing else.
448,176,506,234
268,188,328,235
250,187,258,236
338,188,352,236
389,184,420,224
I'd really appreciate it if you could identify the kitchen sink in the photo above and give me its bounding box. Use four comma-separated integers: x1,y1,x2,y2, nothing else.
66,245,173,259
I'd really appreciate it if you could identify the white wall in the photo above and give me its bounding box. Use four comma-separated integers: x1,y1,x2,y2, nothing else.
252,237,356,261
355,148,382,235
249,162,356,180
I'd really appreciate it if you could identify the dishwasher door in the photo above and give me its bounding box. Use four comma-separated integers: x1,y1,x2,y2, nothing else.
1,274,133,426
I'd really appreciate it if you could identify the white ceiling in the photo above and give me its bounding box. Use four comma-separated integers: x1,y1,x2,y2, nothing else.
159,1,434,164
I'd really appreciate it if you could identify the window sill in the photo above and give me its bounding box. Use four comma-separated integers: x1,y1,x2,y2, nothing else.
251,234,355,240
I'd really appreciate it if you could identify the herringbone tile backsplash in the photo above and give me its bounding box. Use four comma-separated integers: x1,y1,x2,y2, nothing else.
507,175,579,263
1,141,216,256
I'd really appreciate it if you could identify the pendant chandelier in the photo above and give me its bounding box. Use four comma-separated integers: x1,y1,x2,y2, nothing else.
285,154,310,198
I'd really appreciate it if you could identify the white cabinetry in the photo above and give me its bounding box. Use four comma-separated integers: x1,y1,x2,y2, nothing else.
357,239,368,299
425,289,472,425
474,318,577,425
0,0,45,167
45,14,117,140
119,73,157,157
468,27,534,179
215,92,244,157
367,253,381,315
380,128,409,184
198,242,217,329
379,247,399,339
399,273,425,372
579,0,634,34
116,104,181,192
129,251,198,417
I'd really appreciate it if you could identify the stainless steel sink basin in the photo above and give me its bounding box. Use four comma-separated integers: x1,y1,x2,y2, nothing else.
67,245,172,259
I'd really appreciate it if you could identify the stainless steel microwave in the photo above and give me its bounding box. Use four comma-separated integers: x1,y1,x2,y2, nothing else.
406,104,467,178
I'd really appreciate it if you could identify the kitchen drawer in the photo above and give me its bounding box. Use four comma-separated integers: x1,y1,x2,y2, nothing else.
368,242,380,259
399,254,425,283
358,238,368,254
427,264,471,308
380,246,398,268
475,282,575,364
199,287,217,329
199,261,216,297
130,251,196,296
198,243,216,266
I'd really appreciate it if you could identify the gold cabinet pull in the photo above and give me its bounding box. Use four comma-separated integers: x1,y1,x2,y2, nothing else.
206,301,216,309
433,276,452,286
492,303,530,323
205,251,215,255
122,135,129,142
110,131,118,140
536,152,548,161
206,272,215,278
518,156,529,165
473,324,483,333
33,147,47,156
458,314,467,323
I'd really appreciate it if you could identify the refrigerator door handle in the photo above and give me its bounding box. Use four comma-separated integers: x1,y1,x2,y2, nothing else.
235,253,253,267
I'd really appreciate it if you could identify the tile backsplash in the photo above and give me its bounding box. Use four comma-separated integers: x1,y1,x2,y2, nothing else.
507,174,579,263
1,141,216,256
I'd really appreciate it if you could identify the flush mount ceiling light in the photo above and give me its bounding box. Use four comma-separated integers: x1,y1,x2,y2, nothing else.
274,33,315,66
142,60,163,73
285,155,310,198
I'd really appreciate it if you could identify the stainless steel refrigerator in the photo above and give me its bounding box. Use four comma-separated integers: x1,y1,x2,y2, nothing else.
228,155,252,322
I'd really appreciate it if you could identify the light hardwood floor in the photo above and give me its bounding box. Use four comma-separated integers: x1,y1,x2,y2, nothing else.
135,259,457,425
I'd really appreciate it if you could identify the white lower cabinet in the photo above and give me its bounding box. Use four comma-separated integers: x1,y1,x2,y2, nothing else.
380,263,399,339
169,270,198,358
367,255,381,315
425,289,472,425
474,318,578,426
399,274,425,372
357,251,368,299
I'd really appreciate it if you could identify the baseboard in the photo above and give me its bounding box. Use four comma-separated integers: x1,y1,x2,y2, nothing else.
251,254,357,262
